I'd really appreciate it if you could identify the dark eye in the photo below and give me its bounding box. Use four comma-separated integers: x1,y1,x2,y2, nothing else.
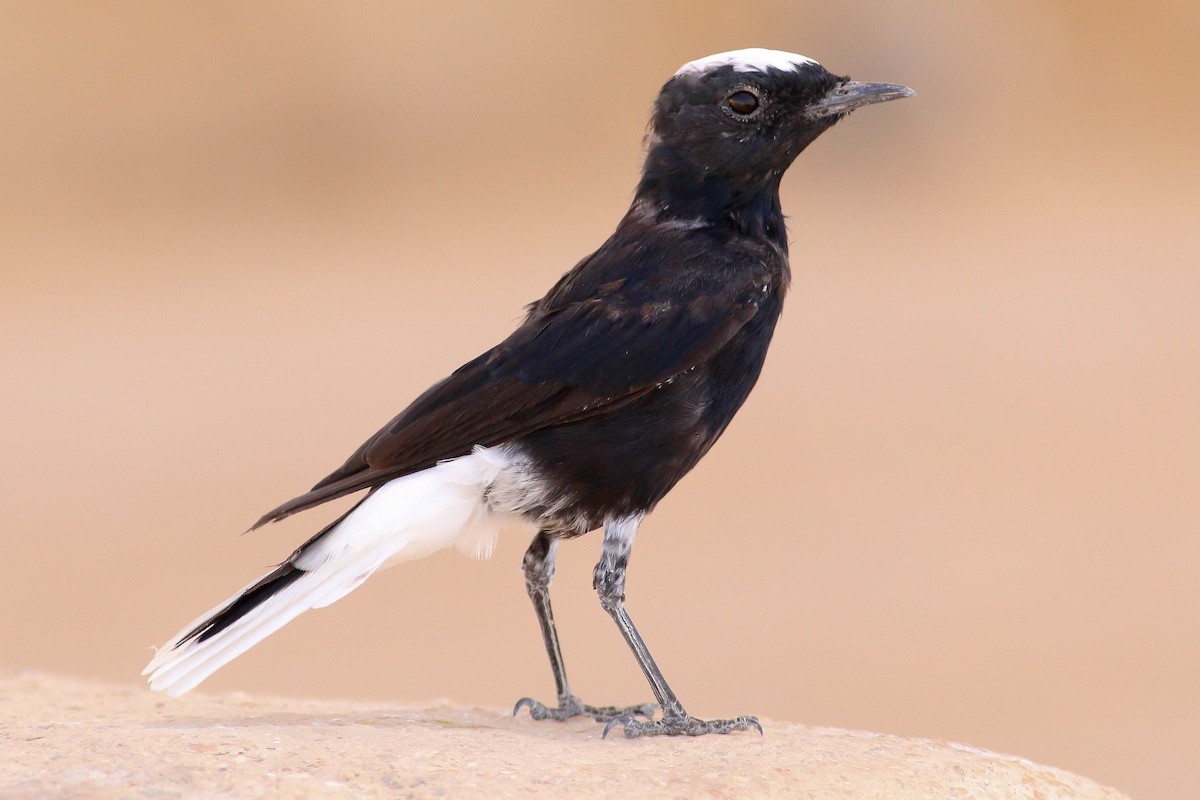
726,90,760,115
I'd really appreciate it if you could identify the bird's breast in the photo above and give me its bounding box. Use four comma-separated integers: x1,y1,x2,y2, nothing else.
509,290,784,534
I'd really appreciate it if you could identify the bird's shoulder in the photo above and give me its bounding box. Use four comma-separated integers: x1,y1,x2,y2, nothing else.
530,209,787,319
499,212,787,393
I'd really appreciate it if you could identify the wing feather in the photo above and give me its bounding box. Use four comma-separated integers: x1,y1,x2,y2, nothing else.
252,229,774,529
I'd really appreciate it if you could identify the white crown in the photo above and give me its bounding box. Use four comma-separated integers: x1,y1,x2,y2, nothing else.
674,48,817,78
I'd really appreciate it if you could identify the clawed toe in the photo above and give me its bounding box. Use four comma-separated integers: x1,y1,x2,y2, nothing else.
513,695,657,723
602,712,762,739
512,696,553,720
578,701,657,721
515,695,761,738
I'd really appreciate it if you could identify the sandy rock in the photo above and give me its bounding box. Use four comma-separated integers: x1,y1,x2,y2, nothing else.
2,672,1129,799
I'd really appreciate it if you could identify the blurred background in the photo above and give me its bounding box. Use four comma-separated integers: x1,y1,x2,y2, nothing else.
3,2,1196,798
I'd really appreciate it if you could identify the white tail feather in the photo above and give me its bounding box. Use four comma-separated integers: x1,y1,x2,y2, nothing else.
143,447,527,696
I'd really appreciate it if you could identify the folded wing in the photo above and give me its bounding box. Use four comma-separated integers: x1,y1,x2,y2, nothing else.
253,239,774,529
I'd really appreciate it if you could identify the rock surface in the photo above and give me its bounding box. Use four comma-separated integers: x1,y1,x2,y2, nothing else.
2,672,1130,799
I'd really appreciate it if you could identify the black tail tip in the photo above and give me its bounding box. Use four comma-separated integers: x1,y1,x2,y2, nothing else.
177,562,306,646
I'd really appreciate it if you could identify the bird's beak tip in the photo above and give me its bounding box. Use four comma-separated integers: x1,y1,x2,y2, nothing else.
807,81,916,119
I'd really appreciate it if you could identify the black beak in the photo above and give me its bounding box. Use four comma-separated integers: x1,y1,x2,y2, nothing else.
806,81,916,119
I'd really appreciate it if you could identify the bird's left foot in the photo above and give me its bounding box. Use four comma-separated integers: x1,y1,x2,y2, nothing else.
513,695,657,723
602,711,762,738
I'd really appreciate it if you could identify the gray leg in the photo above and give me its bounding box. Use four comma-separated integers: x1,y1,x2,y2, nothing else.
594,516,763,739
513,529,656,723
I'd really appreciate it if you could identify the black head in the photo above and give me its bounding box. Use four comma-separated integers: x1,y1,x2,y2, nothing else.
637,49,913,225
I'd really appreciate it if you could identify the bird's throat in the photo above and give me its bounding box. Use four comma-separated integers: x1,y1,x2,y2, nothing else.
633,156,788,246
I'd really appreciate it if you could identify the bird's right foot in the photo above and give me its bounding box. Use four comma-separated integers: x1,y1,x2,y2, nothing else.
513,695,657,723
602,711,763,739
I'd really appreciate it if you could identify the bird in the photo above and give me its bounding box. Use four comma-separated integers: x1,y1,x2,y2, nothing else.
143,47,913,738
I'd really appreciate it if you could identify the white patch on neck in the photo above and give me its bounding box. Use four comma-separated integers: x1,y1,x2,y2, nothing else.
674,48,817,78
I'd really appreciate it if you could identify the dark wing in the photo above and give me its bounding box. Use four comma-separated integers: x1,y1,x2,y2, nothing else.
252,237,776,529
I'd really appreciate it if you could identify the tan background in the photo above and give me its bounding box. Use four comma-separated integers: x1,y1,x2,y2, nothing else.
2,3,1196,799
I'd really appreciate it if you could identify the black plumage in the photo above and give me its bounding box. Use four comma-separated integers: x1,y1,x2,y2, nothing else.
257,215,784,531
144,49,913,738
